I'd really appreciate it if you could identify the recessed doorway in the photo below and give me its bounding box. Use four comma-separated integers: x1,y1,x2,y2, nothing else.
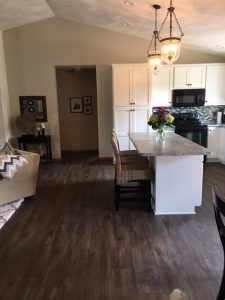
56,66,99,158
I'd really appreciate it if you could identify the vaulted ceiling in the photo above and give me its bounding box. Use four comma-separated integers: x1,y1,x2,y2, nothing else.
1,0,225,57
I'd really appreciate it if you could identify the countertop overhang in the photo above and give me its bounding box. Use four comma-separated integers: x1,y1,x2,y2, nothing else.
129,132,211,156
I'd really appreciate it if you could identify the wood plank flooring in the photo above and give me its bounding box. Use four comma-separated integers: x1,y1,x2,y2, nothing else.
0,154,225,300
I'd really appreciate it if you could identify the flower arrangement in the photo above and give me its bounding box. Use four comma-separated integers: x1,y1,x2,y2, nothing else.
148,107,174,139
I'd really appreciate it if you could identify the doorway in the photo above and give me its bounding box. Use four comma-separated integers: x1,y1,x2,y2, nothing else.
56,66,99,157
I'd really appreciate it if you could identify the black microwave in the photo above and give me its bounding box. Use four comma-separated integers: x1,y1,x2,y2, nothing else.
172,89,205,107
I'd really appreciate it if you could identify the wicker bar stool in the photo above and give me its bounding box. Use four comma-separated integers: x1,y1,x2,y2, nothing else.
111,129,148,164
111,134,153,211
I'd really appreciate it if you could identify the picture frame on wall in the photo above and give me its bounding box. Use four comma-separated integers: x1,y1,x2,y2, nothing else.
19,96,47,122
70,98,83,113
83,105,93,115
83,96,92,105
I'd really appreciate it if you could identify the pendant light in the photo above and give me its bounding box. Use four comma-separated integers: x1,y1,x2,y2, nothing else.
147,4,162,74
159,0,184,65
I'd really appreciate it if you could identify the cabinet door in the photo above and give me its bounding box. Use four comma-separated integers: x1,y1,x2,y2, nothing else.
173,65,206,89
132,65,150,106
151,67,172,107
132,107,150,133
113,107,132,151
173,66,188,88
207,127,219,159
114,107,131,135
112,66,131,106
219,128,225,162
206,65,225,105
188,66,206,88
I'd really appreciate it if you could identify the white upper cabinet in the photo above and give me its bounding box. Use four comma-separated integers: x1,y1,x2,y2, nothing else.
205,64,225,105
112,64,151,106
173,65,206,89
151,67,173,107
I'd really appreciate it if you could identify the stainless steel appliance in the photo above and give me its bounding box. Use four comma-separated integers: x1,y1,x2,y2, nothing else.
172,89,205,107
174,112,208,161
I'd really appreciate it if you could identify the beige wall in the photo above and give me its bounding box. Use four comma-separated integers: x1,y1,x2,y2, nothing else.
0,31,10,147
56,67,98,151
2,17,225,158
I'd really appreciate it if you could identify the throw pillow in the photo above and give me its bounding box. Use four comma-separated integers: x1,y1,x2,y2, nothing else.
0,142,20,155
0,155,28,179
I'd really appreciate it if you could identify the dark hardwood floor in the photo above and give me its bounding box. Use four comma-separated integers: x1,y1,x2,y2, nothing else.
0,154,225,300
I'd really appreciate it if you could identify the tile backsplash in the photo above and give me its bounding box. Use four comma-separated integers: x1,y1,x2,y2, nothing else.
152,105,225,124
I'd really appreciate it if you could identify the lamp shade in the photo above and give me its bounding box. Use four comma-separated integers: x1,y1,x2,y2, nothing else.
160,36,181,64
148,52,162,73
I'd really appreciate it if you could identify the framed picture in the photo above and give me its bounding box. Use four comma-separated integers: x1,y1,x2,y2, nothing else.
83,96,92,105
83,105,93,115
19,96,47,122
70,98,83,113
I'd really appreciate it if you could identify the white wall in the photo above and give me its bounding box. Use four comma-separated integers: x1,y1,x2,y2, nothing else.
2,17,225,158
56,67,98,151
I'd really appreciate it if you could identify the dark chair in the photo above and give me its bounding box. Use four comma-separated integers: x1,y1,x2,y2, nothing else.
212,186,225,300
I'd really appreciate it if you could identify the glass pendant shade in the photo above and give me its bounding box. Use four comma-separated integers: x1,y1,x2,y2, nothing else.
158,0,184,65
146,4,162,73
148,52,162,73
160,36,181,64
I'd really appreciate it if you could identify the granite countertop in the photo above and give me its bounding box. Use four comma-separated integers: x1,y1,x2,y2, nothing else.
129,132,211,157
207,123,225,127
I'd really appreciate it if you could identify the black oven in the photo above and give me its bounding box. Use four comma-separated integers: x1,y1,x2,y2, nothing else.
174,112,208,161
172,89,205,107
175,126,208,148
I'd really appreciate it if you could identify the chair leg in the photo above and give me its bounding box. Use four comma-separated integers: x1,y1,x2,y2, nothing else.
217,260,225,300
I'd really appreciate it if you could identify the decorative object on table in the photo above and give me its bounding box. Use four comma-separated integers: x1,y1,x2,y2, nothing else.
83,96,92,105
0,199,24,230
15,113,36,135
158,0,184,65
83,105,93,115
170,289,188,300
41,123,45,135
19,96,47,122
70,98,83,113
147,4,162,73
148,107,174,141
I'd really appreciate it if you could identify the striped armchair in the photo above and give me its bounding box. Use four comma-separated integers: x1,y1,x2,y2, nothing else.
0,149,40,205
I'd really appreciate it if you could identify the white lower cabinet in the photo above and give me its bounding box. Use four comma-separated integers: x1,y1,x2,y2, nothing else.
113,106,150,150
207,127,220,159
219,127,225,162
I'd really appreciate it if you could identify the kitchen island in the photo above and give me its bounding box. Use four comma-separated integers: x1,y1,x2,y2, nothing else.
129,132,211,215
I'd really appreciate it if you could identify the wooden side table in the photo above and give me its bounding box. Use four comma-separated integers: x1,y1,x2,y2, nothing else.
18,134,52,161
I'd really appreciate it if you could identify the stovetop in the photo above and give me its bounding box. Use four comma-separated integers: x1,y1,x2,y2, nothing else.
173,112,208,128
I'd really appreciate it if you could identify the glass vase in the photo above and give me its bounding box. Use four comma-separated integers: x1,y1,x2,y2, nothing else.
156,127,165,141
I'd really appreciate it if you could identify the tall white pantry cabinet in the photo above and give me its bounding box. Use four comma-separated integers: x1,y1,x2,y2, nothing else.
112,64,151,150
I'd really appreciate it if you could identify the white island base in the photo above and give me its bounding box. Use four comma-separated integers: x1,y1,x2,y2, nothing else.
152,155,204,215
